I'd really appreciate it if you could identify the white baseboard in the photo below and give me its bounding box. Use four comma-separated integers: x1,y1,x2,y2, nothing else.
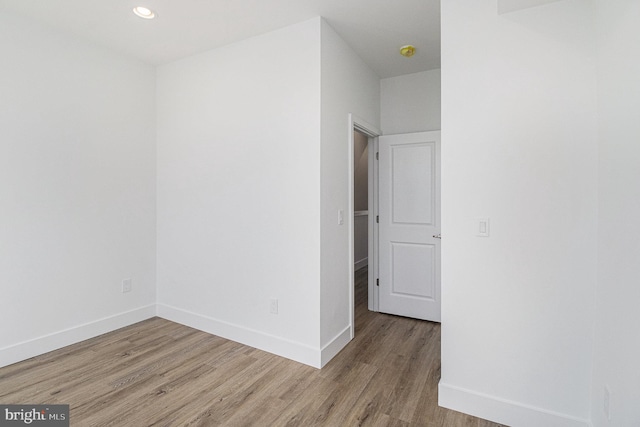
1,304,351,371
0,305,156,368
354,257,368,271
320,326,352,367
438,382,591,427
156,303,322,368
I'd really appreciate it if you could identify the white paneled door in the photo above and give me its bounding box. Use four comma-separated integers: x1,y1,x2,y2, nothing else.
378,131,441,322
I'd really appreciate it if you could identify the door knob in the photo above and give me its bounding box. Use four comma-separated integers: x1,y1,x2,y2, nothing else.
433,234,441,239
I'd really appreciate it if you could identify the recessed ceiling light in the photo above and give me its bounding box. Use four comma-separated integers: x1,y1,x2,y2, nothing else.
399,45,416,58
133,6,155,19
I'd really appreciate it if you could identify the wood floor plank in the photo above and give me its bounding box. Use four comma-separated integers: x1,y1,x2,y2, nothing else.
0,267,505,426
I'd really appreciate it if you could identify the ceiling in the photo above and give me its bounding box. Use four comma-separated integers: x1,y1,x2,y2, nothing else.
0,0,440,79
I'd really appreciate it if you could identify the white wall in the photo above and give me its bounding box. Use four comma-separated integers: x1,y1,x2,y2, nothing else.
353,131,369,212
380,69,441,134
319,20,380,364
0,11,157,367
591,1,640,425
497,0,565,14
0,14,378,370
353,215,368,270
156,19,323,366
439,1,598,426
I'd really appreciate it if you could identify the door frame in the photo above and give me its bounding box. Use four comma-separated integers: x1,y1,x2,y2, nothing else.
348,114,381,339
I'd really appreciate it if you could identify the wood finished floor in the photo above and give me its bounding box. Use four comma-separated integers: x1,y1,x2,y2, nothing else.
0,268,505,426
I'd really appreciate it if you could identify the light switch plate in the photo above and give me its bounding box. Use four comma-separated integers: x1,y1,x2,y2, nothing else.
269,298,278,314
477,218,490,237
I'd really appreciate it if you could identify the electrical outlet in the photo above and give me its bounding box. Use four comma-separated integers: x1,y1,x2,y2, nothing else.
604,385,611,420
269,298,278,314
122,278,132,293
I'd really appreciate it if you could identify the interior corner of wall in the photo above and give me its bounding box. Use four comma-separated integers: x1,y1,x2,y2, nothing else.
497,0,565,15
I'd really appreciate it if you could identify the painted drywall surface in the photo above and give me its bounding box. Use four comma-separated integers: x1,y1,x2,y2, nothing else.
0,12,156,356
591,1,640,425
156,19,322,354
497,0,564,14
440,1,597,424
353,131,369,212
354,215,368,269
380,69,441,134
319,20,380,350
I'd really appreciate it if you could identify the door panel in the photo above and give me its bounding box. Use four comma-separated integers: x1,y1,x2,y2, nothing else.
392,144,434,225
379,131,441,322
391,242,435,298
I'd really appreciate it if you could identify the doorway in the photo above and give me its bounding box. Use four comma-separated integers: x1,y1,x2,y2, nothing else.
353,129,369,274
348,115,380,339
349,118,442,338
353,128,371,334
